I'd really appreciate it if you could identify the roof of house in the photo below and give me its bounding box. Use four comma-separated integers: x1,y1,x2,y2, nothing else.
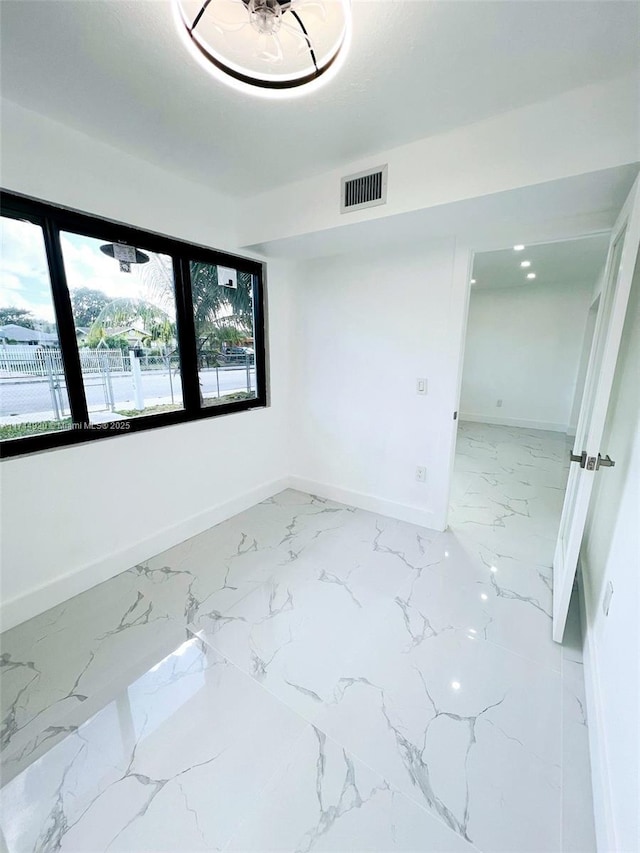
106,326,147,338
0,324,59,343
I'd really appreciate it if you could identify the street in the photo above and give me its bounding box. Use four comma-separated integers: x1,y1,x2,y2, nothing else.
0,366,256,418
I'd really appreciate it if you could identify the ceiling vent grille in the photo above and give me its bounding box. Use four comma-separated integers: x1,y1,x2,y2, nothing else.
341,165,388,213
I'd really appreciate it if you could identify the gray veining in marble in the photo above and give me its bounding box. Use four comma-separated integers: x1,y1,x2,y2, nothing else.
0,422,596,852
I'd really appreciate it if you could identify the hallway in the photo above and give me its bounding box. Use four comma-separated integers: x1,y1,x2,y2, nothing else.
0,424,595,852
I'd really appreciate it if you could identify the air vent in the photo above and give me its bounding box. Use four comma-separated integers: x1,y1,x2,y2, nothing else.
340,165,388,213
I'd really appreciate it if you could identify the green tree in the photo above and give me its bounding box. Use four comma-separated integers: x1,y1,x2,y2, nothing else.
0,307,35,328
140,257,254,401
196,318,250,358
88,298,175,348
70,287,110,327
141,255,254,350
190,264,253,343
85,326,129,350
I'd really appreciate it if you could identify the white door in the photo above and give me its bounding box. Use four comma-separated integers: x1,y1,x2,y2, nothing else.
553,176,640,642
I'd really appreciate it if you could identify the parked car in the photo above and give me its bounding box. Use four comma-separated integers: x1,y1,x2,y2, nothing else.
222,346,254,364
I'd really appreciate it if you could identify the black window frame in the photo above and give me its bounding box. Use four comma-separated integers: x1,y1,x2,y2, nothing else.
0,190,267,459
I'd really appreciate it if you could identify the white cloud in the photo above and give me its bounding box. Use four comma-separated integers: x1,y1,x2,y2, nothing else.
0,272,24,293
60,233,176,318
0,218,177,326
0,217,56,321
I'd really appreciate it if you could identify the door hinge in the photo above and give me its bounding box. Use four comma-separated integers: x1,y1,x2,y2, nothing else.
586,456,597,471
569,450,587,468
453,411,458,421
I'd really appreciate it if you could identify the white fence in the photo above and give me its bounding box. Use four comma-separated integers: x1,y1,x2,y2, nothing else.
0,345,128,377
80,349,127,374
0,346,183,377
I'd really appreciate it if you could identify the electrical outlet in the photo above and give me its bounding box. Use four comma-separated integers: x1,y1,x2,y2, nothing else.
496,399,503,408
415,466,426,483
416,378,428,395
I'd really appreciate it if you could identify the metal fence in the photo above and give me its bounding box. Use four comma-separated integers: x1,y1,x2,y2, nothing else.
0,346,186,377
0,345,128,377
0,345,255,423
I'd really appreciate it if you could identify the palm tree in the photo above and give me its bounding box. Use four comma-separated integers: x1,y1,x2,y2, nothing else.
140,256,255,402
141,256,254,359
87,298,175,348
190,265,253,362
142,255,252,318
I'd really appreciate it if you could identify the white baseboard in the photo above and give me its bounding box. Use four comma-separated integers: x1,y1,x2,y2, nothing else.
0,477,290,633
460,412,570,433
578,563,617,853
2,475,443,632
288,475,442,531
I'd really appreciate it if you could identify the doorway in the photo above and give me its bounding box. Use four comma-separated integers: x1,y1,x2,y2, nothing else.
448,234,610,615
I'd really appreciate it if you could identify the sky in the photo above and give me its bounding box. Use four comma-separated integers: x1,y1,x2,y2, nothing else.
0,218,176,327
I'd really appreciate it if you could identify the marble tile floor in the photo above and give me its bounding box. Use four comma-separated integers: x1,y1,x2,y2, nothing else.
0,422,596,852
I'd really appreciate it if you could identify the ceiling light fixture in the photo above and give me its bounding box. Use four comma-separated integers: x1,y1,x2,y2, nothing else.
174,0,351,97
520,260,531,268
470,278,477,284
513,244,525,251
527,272,536,279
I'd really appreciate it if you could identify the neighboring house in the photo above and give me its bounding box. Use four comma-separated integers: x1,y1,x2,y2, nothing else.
101,323,175,350
105,326,150,348
0,324,59,346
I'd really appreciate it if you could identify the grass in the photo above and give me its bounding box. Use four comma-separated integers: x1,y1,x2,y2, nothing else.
116,392,255,416
0,392,257,439
203,391,255,407
0,419,72,440
114,403,183,418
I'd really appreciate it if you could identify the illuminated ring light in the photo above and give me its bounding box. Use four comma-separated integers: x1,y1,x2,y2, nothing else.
174,0,351,96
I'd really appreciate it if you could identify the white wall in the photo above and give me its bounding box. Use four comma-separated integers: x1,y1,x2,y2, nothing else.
239,74,639,248
580,258,640,853
289,239,461,530
0,100,295,630
459,282,593,431
0,99,239,248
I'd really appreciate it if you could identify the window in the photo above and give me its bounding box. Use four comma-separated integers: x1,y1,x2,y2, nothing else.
190,261,258,408
0,192,266,458
60,232,184,423
0,215,73,439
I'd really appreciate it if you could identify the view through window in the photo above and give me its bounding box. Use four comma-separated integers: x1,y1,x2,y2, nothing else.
60,232,184,423
0,194,266,456
0,215,72,440
190,261,258,408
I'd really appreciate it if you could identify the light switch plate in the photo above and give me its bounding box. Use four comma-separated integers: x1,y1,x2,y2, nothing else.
416,378,427,395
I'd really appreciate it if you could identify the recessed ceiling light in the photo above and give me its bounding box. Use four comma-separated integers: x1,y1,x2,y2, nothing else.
527,273,536,279
451,681,461,690
520,260,531,268
513,245,525,251
470,278,476,284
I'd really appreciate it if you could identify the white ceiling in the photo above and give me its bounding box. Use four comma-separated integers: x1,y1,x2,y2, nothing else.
1,0,638,198
472,234,611,293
